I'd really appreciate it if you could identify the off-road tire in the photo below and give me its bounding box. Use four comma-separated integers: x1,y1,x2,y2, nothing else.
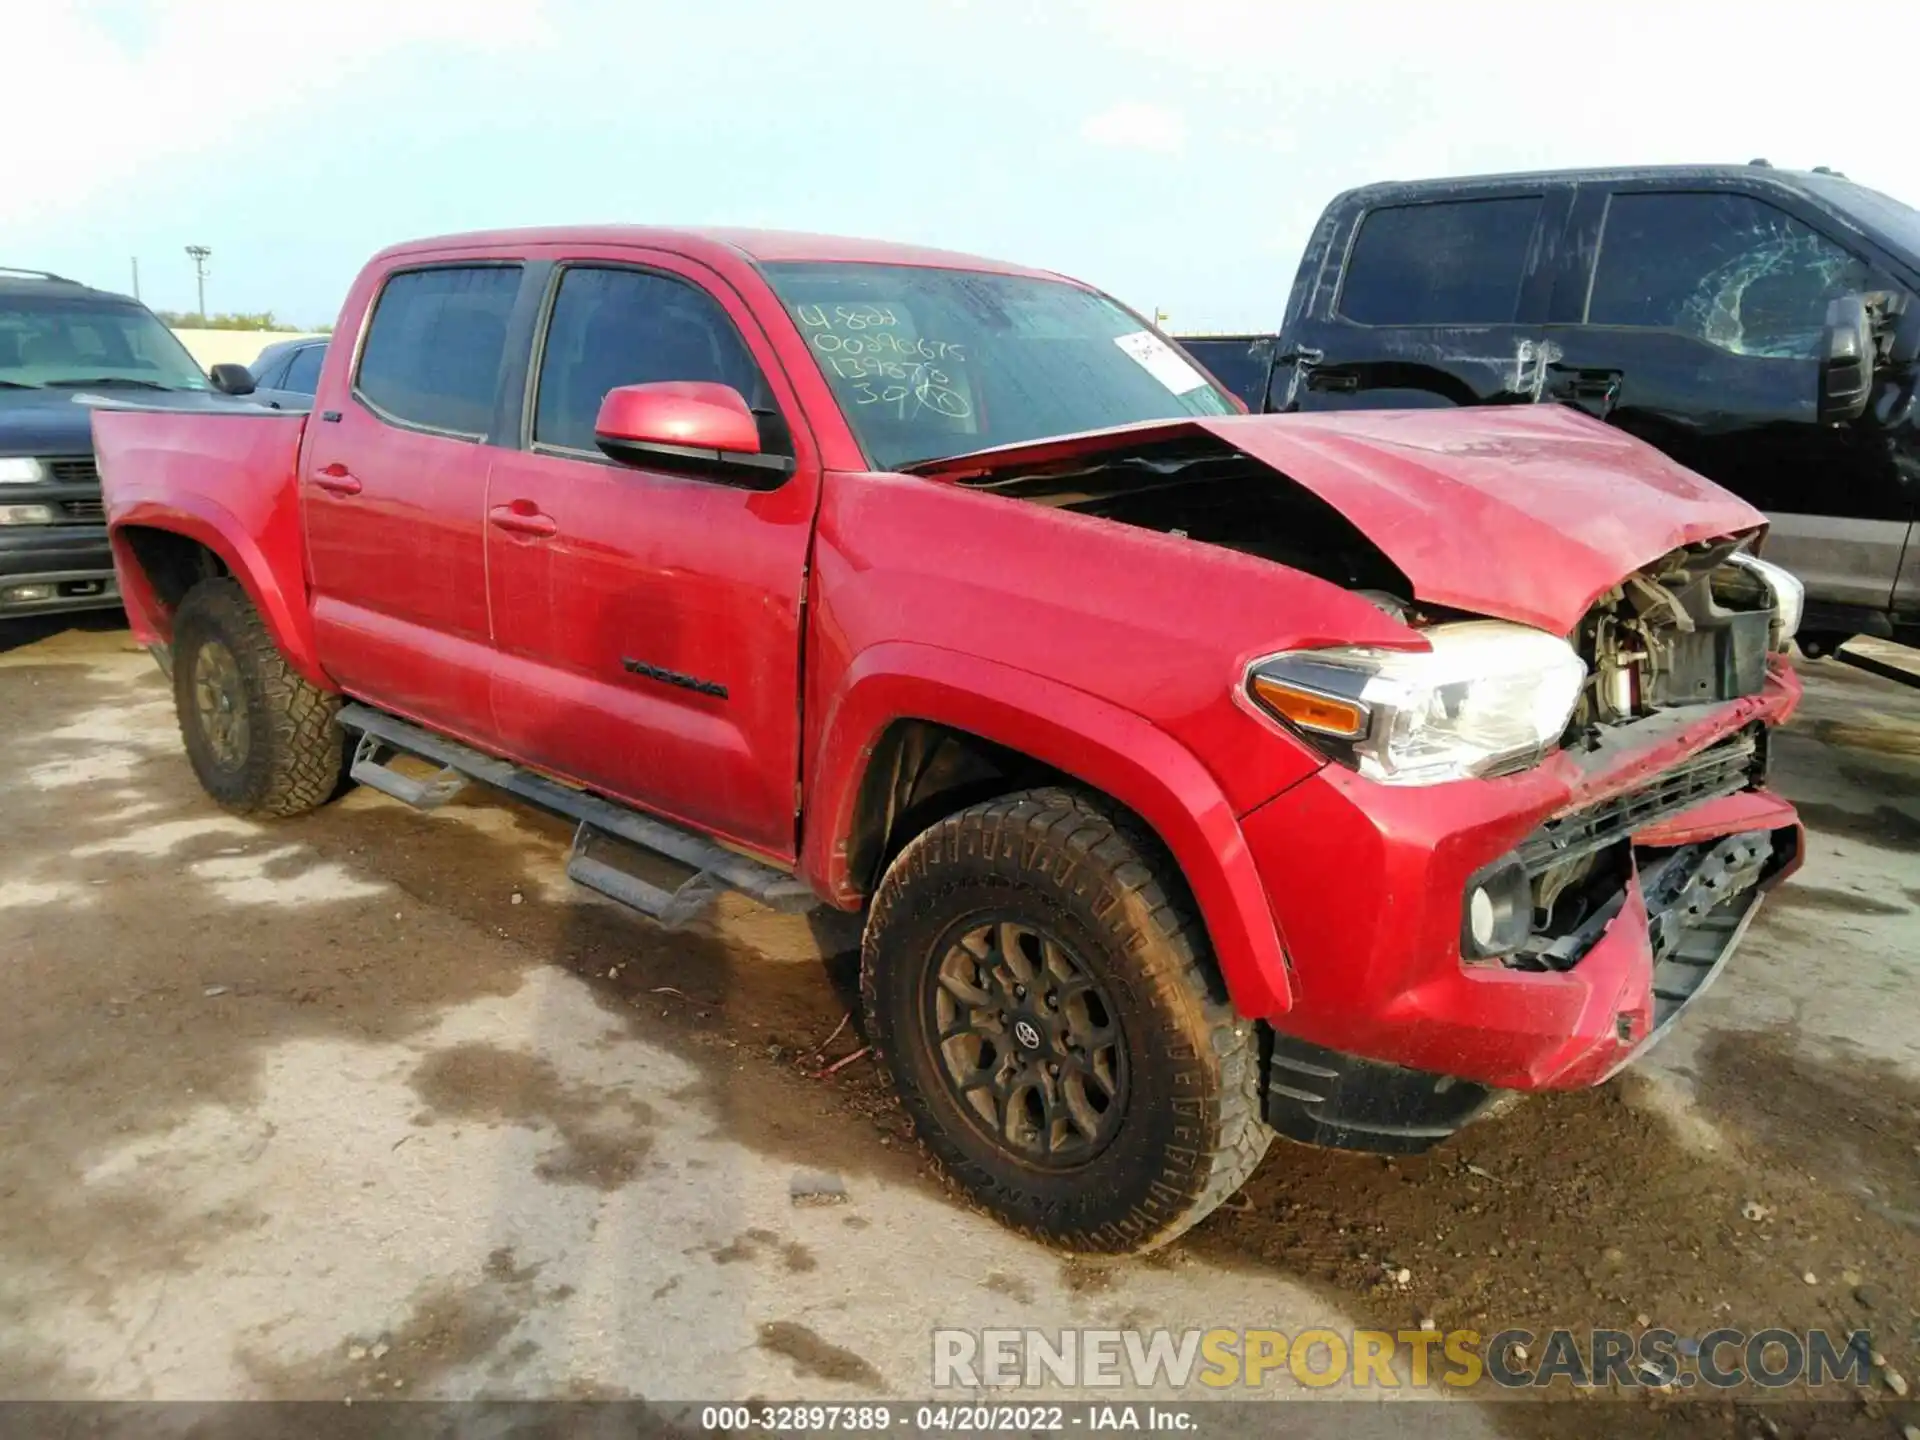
171,577,345,817
861,787,1271,1254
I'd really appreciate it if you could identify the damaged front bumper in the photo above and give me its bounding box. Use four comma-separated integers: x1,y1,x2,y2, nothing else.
1243,661,1804,1153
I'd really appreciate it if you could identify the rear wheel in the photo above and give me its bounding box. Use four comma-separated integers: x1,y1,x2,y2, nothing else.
171,577,345,816
861,788,1270,1254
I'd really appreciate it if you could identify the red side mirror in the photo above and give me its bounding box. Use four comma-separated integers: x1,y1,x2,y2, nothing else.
592,382,793,487
595,382,758,453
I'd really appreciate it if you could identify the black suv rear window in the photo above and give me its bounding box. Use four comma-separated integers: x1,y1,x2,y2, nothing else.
1339,197,1543,326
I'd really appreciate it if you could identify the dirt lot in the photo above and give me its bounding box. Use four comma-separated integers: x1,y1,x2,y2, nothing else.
2,619,1917,1437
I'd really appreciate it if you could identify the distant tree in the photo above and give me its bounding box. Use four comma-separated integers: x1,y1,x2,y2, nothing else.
154,310,287,331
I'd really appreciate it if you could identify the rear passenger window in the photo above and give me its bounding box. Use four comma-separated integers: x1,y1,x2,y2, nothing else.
283,343,324,394
1339,197,1543,326
1587,192,1872,358
533,266,774,453
355,266,520,436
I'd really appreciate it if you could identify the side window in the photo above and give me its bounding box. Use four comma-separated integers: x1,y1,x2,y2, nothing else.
1339,197,1543,326
355,266,521,436
533,265,775,454
1176,337,1271,410
282,343,325,394
1587,192,1873,358
249,351,289,388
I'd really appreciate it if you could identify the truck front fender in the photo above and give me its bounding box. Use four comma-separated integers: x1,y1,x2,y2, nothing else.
802,642,1294,1019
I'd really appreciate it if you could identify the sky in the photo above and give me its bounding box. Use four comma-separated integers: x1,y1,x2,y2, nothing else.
5,0,1918,333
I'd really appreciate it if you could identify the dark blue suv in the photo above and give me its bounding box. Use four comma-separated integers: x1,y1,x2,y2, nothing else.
0,267,252,619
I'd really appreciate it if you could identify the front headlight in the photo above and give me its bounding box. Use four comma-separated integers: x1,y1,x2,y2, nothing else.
1727,552,1803,649
0,457,47,485
1247,620,1588,786
0,504,56,526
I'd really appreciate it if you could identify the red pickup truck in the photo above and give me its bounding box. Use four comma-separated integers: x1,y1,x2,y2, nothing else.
93,227,1806,1254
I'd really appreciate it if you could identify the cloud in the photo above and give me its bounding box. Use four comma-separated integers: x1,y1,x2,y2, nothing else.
3,0,553,226
1079,102,1188,156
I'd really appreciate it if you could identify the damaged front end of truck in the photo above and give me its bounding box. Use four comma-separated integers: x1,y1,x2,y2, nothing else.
1511,540,1802,973
915,403,1807,1154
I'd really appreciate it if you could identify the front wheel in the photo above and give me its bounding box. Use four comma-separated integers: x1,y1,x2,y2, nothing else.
171,577,346,817
861,788,1271,1254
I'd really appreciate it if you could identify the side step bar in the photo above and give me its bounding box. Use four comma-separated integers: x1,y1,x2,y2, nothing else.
566,824,725,929
350,729,470,810
1836,644,1920,691
337,703,817,928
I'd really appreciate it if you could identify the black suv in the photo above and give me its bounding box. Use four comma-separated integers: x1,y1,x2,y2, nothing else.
0,268,263,621
1180,164,1920,653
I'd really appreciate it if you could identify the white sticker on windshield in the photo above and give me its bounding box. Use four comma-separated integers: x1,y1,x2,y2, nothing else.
1113,330,1210,395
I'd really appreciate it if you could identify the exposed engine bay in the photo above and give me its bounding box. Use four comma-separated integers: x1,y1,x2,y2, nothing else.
1570,539,1778,730
956,439,1415,598
1492,543,1786,974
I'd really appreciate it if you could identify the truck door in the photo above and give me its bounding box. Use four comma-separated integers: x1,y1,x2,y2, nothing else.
1541,184,1916,629
1277,187,1567,413
482,254,819,861
302,259,523,739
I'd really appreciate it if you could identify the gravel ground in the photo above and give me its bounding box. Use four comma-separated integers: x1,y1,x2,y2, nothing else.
1,617,1916,1438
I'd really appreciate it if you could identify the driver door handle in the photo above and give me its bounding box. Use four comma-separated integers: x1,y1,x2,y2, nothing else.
489,503,557,539
1546,366,1623,407
312,462,361,496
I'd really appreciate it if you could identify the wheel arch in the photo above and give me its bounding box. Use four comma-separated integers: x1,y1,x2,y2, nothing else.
803,642,1295,1019
110,502,330,690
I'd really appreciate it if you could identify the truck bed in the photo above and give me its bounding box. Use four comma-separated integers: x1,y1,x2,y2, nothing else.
92,405,312,660
93,405,307,524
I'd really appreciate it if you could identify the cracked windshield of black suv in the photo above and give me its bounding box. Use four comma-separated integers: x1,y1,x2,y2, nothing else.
0,287,209,392
762,262,1235,470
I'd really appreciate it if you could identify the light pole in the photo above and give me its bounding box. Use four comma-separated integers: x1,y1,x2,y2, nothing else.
185,245,211,321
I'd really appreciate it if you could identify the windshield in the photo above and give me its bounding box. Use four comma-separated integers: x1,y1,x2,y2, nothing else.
761,262,1234,469
0,294,208,391
1798,174,1920,262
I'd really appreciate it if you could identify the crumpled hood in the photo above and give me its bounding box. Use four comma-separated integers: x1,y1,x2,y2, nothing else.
911,406,1767,635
